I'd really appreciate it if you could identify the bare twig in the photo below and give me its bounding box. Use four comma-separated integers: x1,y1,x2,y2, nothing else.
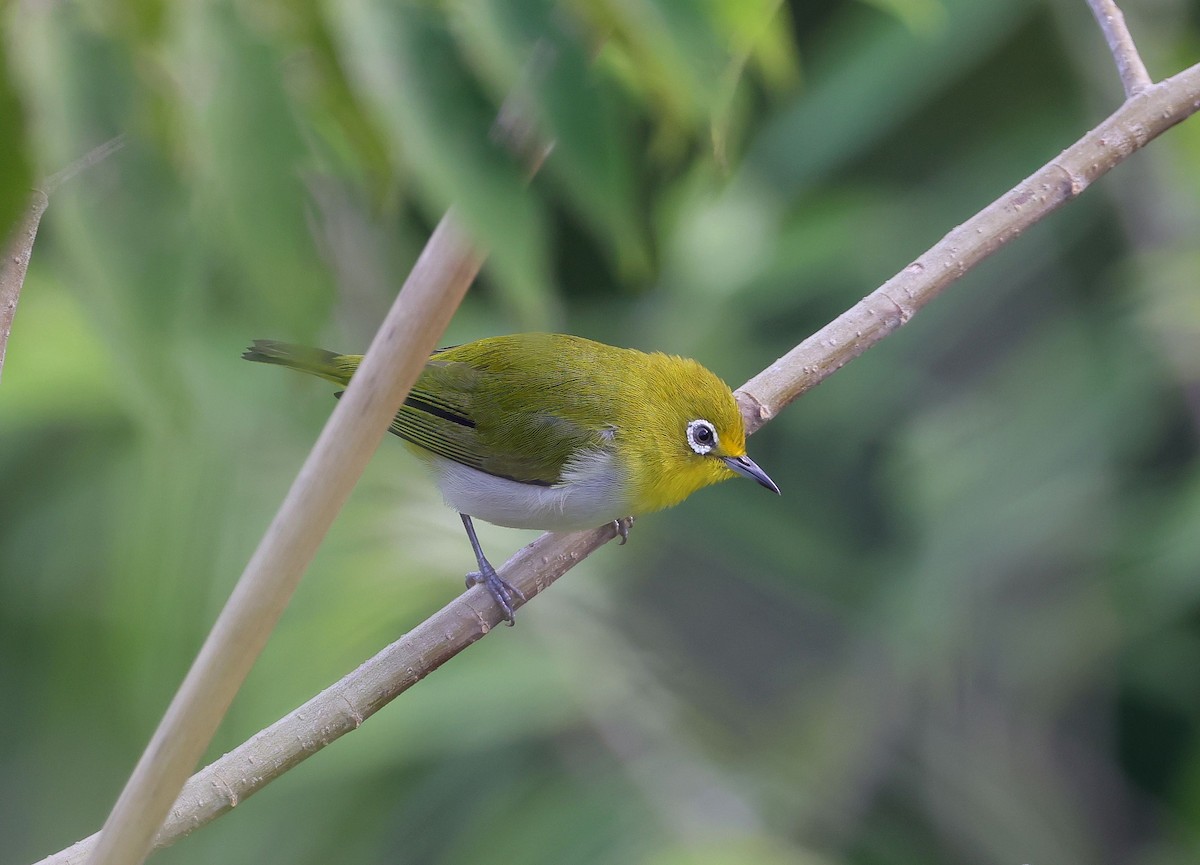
84,53,570,863
85,50,568,864
0,135,127,384
1086,0,1153,97
42,134,129,196
34,59,1200,865
0,191,47,384
36,525,623,865
736,60,1200,433
84,212,483,865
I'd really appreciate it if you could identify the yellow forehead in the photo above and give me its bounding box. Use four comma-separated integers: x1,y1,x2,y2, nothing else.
642,354,745,453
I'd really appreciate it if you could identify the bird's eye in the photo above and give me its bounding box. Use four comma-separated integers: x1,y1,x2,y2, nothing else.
686,419,718,455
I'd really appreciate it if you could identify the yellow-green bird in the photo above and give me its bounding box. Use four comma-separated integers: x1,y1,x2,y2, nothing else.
244,333,778,623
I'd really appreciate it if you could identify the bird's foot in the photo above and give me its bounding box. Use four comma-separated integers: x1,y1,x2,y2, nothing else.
465,563,527,626
611,516,634,545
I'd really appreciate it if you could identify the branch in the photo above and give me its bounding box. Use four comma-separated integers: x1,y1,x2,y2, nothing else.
36,526,622,865
736,61,1200,433
33,59,1200,865
84,213,483,865
41,134,129,197
0,191,46,384
0,135,126,384
83,57,564,863
1086,0,1153,97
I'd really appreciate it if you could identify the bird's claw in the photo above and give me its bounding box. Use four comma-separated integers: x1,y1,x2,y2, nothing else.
612,516,634,545
466,565,527,626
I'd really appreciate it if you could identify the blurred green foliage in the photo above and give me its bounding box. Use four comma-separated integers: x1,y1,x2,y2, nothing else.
3,1,1200,864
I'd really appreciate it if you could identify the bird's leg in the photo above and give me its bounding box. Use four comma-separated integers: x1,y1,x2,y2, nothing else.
460,513,526,625
611,516,634,545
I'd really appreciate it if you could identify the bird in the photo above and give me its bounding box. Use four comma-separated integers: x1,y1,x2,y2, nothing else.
243,333,779,623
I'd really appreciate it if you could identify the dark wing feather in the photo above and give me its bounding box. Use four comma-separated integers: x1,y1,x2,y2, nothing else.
388,355,605,486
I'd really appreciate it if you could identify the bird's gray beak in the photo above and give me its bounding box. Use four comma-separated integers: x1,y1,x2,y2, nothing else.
721,454,780,494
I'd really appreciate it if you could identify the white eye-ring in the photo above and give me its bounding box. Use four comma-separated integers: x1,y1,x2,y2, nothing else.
686,419,718,455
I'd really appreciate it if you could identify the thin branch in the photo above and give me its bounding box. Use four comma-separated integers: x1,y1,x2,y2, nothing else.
36,525,623,865
84,212,483,865
42,134,129,196
0,191,47,384
0,135,127,384
736,60,1200,433
33,59,1200,865
1086,0,1153,97
83,58,564,864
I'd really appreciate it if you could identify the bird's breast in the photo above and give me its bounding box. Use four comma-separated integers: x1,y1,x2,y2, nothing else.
425,448,631,532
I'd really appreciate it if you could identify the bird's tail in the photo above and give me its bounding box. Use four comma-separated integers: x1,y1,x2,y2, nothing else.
242,340,361,386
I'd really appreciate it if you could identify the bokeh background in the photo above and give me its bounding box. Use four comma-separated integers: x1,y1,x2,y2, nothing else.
4,1,1200,863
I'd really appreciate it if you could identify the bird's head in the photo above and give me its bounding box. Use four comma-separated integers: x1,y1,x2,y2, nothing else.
627,356,779,513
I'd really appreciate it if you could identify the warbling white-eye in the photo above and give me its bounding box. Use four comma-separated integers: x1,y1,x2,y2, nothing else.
243,333,779,623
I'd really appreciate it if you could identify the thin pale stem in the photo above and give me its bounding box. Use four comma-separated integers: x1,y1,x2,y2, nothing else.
1086,0,1153,97
42,134,128,196
85,59,558,865
0,135,127,384
0,191,47,384
35,525,623,865
84,212,483,865
33,59,1200,865
736,61,1200,433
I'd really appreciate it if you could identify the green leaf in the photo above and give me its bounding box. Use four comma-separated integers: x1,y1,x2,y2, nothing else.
190,1,332,337
708,0,801,167
332,2,556,328
746,0,1037,195
285,3,396,204
9,2,130,173
452,0,649,279
587,0,727,130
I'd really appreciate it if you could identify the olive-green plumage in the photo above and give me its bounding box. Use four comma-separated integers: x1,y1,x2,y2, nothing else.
244,334,761,514
244,333,778,621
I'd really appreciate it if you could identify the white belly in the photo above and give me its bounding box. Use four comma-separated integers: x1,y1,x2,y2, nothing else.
424,449,631,532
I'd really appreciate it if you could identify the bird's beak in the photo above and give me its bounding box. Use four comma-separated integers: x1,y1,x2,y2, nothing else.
721,454,780,495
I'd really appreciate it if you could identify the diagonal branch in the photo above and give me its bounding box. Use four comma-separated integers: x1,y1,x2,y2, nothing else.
1086,0,1153,97
36,526,624,865
0,135,127,384
736,60,1200,431
41,135,129,197
0,190,47,384
35,57,1200,865
84,212,483,865
83,66,554,865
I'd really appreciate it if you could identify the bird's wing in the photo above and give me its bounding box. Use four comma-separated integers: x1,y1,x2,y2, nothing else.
390,358,607,486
